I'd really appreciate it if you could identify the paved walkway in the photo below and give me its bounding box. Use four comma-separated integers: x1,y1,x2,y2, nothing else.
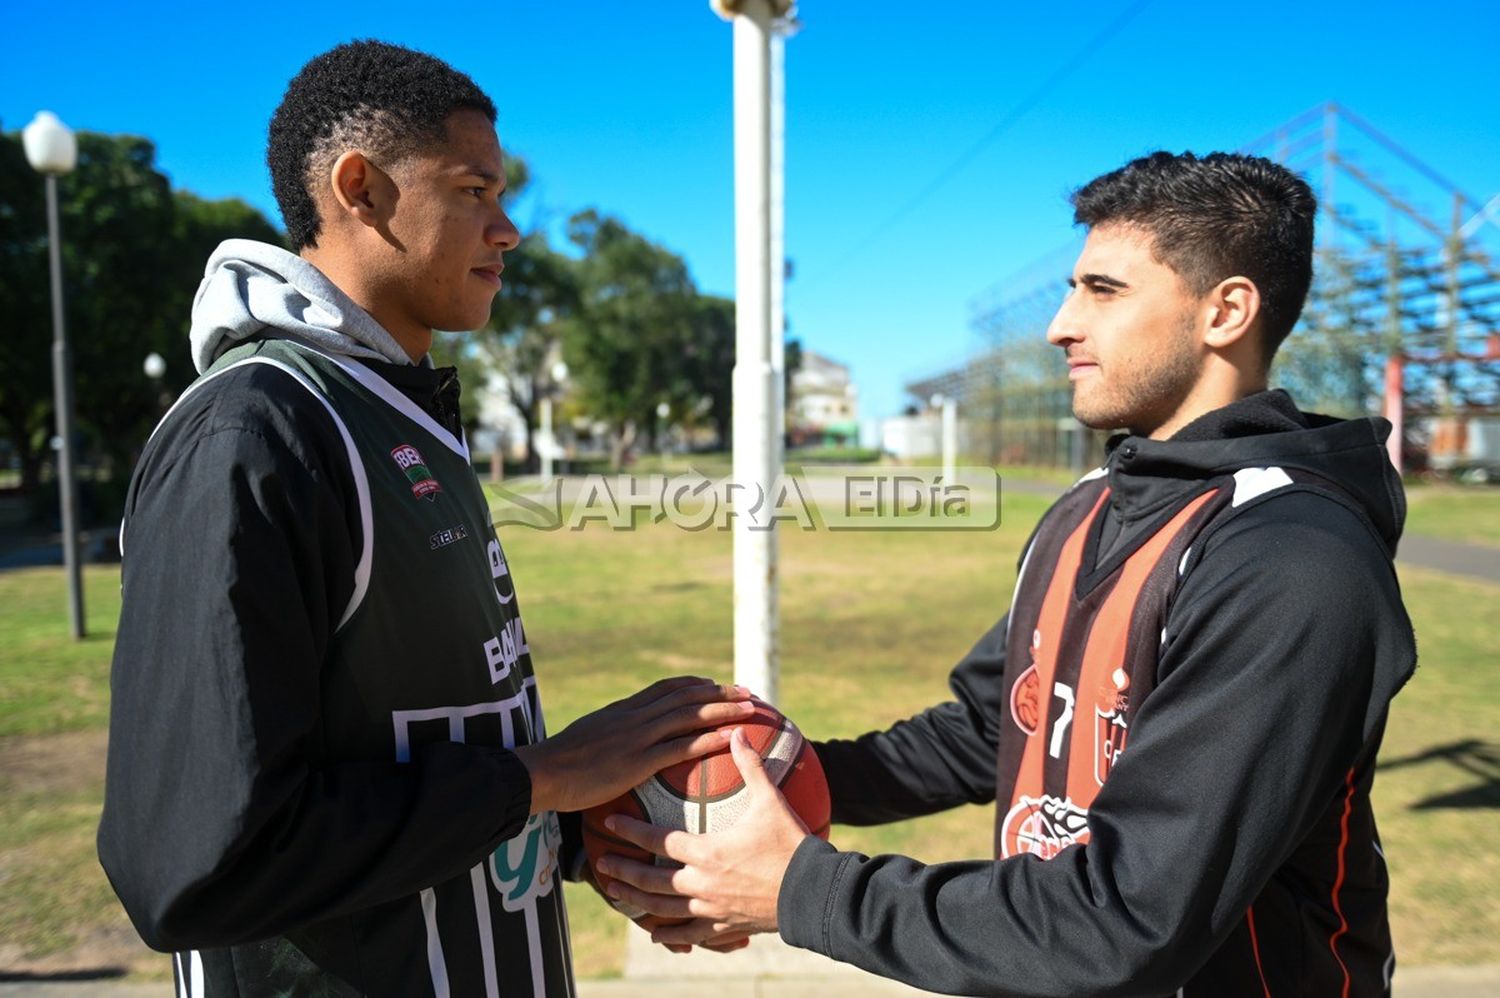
1396,532,1500,584
5,962,1500,996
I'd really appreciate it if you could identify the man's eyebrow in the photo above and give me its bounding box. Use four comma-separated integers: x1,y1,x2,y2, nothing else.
453,166,504,184
1075,272,1128,289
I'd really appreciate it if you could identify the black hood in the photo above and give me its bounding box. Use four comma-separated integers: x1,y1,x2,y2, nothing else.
1103,389,1406,552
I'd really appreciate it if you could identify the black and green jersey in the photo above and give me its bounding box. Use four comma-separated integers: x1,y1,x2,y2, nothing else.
101,338,576,997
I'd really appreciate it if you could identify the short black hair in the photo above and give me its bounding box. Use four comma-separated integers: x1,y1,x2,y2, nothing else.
268,40,497,250
1070,151,1317,364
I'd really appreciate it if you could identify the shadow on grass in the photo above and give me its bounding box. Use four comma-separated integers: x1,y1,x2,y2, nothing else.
0,968,127,982
1378,739,1500,809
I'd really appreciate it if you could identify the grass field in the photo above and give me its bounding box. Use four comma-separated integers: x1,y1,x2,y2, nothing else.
1403,483,1500,547
0,485,1496,979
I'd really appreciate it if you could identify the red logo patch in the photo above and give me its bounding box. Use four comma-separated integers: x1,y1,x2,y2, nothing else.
1010,664,1041,735
391,444,442,501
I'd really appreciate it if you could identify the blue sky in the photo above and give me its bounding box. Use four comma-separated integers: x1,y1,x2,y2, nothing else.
5,1,1498,427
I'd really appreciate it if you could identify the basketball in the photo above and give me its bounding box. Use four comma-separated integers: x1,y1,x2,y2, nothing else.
580,699,831,929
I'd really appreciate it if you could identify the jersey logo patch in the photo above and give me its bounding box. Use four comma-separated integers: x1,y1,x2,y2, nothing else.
489,810,561,911
391,443,442,500
1011,664,1041,735
429,524,469,550
1001,794,1090,859
1094,667,1130,786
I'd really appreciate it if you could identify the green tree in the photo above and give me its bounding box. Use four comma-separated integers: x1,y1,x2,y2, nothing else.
0,129,53,490
0,128,280,498
684,294,736,447
563,209,702,469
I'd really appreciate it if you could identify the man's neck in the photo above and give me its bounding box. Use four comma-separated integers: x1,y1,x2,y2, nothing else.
1140,374,1269,441
300,247,429,364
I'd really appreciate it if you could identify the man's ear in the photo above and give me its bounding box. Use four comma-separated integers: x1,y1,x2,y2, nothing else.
1203,276,1261,352
327,150,397,231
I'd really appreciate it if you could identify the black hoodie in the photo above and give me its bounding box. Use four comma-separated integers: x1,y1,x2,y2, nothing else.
782,391,1417,997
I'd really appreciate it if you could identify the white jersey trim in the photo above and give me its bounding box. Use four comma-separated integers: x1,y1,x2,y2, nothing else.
124,355,374,632
310,347,471,462
420,887,452,998
1231,466,1293,508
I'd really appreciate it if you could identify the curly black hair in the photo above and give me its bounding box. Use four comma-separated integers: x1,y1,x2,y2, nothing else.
1071,151,1317,365
268,39,496,250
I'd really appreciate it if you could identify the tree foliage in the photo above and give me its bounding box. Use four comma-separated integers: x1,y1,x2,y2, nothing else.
0,128,281,496
564,209,721,468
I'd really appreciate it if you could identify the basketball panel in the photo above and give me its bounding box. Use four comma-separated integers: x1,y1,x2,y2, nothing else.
780,740,832,840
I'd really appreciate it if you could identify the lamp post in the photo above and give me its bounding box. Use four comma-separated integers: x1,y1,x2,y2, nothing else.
143,351,169,414
656,401,671,465
23,111,84,639
931,393,957,487
539,360,568,481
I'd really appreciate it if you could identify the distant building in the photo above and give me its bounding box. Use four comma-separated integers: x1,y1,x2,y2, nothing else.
880,411,943,459
789,350,859,446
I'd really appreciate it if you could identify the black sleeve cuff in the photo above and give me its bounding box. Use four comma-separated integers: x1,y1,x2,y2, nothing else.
777,835,853,958
487,747,533,842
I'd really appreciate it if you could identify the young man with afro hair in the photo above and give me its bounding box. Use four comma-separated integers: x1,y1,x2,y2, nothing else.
99,39,753,998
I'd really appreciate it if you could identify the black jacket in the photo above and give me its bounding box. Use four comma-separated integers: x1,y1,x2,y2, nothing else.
780,391,1416,997
98,354,585,968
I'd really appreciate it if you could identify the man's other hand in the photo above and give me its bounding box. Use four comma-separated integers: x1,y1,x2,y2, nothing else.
594,727,810,946
515,677,754,814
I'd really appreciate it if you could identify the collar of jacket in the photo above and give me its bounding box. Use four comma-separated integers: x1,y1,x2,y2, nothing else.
1100,389,1405,548
355,356,465,437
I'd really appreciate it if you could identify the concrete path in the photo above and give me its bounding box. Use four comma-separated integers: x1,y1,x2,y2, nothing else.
5,962,1500,996
1396,533,1500,584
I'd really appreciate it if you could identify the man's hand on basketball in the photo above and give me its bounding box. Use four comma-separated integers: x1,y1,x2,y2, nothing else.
514,677,754,815
595,727,810,946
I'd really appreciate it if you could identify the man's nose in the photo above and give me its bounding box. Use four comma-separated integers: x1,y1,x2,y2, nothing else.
490,207,521,251
1046,293,1080,347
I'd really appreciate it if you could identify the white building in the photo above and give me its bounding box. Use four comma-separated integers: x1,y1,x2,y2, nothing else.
789,350,859,445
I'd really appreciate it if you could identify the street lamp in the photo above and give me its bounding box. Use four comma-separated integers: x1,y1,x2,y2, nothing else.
930,393,957,486
656,401,672,465
23,111,85,639
144,351,171,416
539,360,569,481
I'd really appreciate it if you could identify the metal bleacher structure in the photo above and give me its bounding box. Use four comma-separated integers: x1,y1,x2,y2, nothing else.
907,103,1500,473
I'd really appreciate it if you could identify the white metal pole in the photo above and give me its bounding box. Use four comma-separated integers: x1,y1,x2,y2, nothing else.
728,0,779,704
539,395,554,481
769,26,787,449
941,396,957,486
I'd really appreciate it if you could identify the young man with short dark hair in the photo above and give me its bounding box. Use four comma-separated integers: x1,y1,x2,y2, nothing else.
99,40,752,997
601,151,1417,995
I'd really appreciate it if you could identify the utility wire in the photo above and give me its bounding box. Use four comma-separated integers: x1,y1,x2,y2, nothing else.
804,0,1155,288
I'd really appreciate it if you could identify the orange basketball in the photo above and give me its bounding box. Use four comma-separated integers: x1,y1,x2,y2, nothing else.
581,700,831,930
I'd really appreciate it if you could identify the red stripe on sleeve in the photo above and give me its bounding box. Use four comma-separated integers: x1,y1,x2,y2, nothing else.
1329,768,1357,997
1247,904,1272,998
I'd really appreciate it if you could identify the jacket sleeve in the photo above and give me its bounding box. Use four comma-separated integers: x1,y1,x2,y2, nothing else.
812,614,1008,825
778,493,1416,996
97,377,534,952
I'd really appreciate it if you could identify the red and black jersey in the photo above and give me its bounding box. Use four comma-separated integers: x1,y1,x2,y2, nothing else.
996,467,1397,994
789,390,1418,997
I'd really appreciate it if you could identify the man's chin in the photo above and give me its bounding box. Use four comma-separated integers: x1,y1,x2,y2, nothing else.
1070,401,1119,432
438,306,496,335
